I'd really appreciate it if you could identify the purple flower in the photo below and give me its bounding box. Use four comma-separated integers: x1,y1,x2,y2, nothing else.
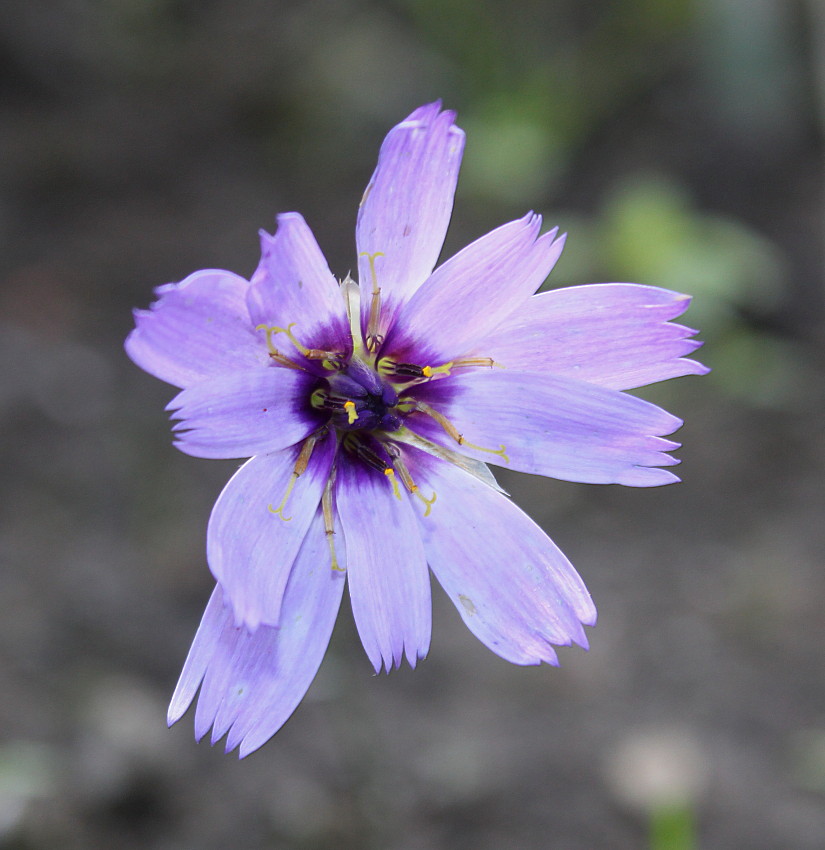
126,102,707,757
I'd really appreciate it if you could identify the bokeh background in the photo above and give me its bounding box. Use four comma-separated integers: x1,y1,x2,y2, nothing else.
1,0,823,848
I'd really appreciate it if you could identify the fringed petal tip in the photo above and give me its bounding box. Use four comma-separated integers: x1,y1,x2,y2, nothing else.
477,282,709,391
125,269,262,389
167,517,346,757
356,102,467,321
368,644,429,675
408,448,599,668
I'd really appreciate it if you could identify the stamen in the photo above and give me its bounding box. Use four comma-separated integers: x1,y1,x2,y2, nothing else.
255,324,305,370
342,433,404,499
256,323,343,370
359,251,384,353
379,357,498,383
343,400,358,424
322,471,344,572
343,433,391,473
421,363,450,378
452,357,497,369
412,401,509,463
394,456,437,516
379,361,425,378
384,467,402,500
268,435,318,521
422,358,497,378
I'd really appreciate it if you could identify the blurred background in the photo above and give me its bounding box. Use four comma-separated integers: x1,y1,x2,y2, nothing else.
0,0,823,847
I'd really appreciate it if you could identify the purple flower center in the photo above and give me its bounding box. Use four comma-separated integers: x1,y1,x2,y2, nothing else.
312,356,403,433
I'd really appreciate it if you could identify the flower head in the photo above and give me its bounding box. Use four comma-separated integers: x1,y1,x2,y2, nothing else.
126,102,707,757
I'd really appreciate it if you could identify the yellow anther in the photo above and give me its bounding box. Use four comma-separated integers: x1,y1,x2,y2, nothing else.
419,359,495,380
343,400,358,424
384,467,402,500
267,435,317,521
421,362,453,379
359,251,385,353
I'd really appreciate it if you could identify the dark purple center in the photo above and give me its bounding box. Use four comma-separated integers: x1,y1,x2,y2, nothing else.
316,358,403,433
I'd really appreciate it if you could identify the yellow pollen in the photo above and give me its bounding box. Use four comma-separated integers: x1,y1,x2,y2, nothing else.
420,359,496,380
384,467,402,500
421,362,453,378
343,400,358,424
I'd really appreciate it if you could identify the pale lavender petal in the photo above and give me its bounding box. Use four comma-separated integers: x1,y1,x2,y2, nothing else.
410,449,595,665
168,512,346,757
383,215,565,364
336,455,431,672
207,436,336,630
411,370,682,487
247,212,351,360
231,519,345,757
167,586,225,727
356,102,465,334
476,283,709,390
166,367,319,459
125,269,266,388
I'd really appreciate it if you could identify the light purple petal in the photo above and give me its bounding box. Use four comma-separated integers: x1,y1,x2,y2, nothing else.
207,436,336,630
336,455,431,672
409,449,595,665
475,283,709,390
125,269,266,388
167,512,346,757
383,214,565,365
166,367,319,459
167,587,224,728
247,212,351,361
411,370,682,487
356,102,465,335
